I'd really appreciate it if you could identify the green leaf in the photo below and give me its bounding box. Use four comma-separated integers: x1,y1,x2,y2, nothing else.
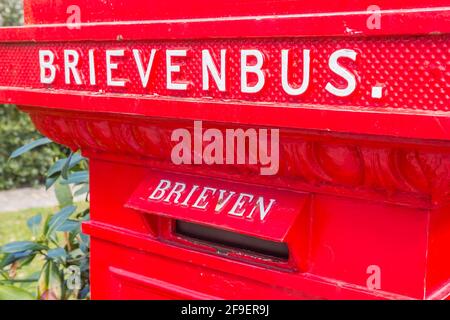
1,241,45,254
78,208,90,220
74,184,89,197
16,254,37,269
0,251,35,268
47,153,85,179
0,254,15,269
68,249,84,260
61,152,74,179
38,260,63,300
46,205,76,236
79,233,90,254
47,248,67,260
63,153,86,179
42,214,52,239
45,176,58,190
0,277,39,284
0,270,8,280
80,234,90,244
79,285,90,300
9,137,52,159
27,214,42,237
54,180,73,208
61,171,89,185
0,284,35,300
57,220,80,233
47,159,68,179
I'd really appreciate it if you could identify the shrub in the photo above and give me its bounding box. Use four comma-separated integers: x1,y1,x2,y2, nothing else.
0,105,66,190
0,140,90,300
0,3,55,190
0,0,23,26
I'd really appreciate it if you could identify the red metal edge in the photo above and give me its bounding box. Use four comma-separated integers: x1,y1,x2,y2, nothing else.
0,7,449,42
82,220,417,300
21,0,449,25
109,267,221,300
12,89,450,142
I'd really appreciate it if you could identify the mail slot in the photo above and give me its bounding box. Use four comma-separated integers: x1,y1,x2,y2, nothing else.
174,221,290,260
0,0,449,300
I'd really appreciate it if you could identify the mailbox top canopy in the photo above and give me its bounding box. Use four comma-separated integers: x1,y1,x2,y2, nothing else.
24,0,449,25
0,0,446,142
20,0,450,40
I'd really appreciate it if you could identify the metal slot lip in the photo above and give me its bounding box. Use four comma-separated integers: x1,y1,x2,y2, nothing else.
175,220,289,260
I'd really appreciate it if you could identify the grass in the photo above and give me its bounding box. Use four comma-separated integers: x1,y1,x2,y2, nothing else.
0,203,89,246
0,206,56,246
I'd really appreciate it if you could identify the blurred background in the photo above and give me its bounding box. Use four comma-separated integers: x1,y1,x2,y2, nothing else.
0,0,90,299
0,0,63,245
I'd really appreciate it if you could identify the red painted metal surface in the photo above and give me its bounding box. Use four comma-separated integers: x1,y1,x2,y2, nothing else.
1,37,449,111
126,171,308,242
0,0,449,299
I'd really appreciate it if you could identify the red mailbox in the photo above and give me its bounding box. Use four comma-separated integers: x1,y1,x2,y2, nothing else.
0,0,449,299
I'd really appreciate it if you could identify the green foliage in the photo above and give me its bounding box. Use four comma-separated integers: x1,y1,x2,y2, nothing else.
0,284,34,300
0,0,23,27
0,105,66,190
0,4,62,191
0,144,90,300
0,1,90,300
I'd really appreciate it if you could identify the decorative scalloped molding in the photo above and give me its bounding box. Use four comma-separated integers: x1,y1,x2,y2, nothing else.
29,112,450,207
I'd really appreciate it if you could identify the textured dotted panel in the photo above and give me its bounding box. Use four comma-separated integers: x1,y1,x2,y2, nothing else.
0,35,448,111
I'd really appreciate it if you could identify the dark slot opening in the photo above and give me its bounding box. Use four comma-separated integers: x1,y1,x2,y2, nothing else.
175,220,289,260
